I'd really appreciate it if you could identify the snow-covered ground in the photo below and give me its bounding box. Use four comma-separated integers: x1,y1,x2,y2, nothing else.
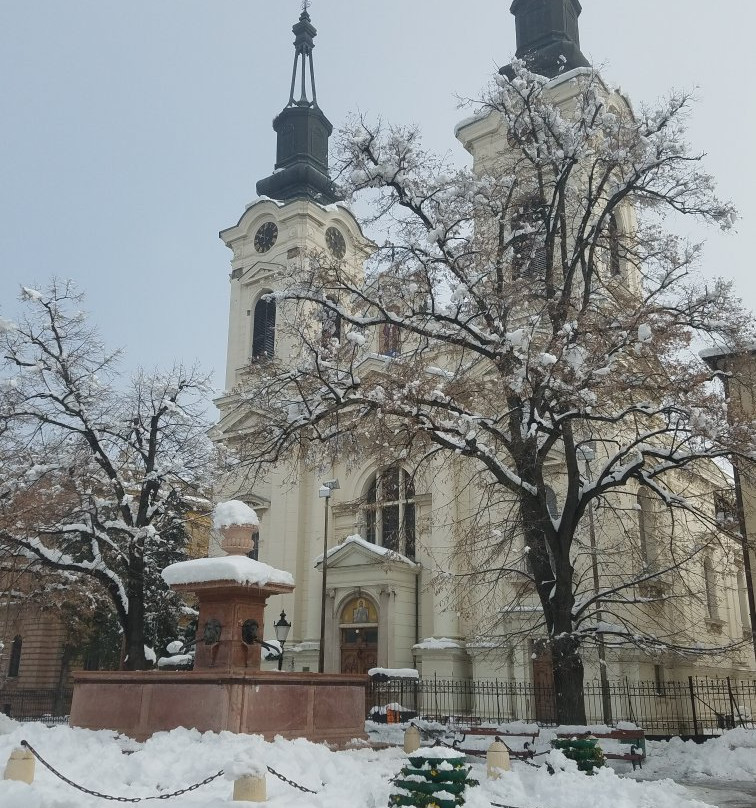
1,714,754,807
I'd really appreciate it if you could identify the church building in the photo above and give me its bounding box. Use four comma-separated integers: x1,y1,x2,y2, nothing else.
213,0,755,698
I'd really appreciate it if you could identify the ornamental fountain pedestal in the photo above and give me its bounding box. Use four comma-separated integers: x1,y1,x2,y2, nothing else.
69,517,368,745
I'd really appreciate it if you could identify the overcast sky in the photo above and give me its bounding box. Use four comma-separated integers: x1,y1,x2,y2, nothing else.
1,1,754,396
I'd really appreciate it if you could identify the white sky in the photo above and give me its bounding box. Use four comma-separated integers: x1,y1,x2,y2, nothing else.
1,1,754,394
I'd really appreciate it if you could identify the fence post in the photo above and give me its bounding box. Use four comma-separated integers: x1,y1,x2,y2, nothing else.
625,677,635,724
404,724,421,754
233,774,266,802
688,676,700,737
487,740,510,779
727,677,743,727
3,747,35,784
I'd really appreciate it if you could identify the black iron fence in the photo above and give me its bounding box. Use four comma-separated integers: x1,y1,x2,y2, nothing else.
367,676,756,736
0,688,73,724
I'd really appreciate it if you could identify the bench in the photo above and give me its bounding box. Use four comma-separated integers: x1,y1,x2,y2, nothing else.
556,729,645,770
448,725,540,759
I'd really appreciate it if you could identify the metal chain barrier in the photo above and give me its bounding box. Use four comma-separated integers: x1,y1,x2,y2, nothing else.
20,740,326,801
20,739,224,802
265,764,319,794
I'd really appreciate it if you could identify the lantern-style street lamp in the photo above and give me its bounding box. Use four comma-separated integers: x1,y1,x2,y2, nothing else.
274,610,292,671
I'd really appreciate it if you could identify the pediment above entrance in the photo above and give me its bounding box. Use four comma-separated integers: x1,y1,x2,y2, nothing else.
315,534,419,573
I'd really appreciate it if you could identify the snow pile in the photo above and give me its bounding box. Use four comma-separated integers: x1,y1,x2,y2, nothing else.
162,555,294,587
157,653,194,669
0,713,18,735
211,500,258,530
0,721,723,808
635,728,756,781
368,667,420,679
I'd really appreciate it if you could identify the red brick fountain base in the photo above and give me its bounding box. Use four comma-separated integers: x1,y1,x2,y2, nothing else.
70,669,368,745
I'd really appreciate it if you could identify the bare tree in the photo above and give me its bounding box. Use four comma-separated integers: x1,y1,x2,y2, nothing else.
230,65,754,721
0,281,214,670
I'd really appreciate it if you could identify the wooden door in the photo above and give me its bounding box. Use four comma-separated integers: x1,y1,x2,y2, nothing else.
532,640,557,723
340,627,378,674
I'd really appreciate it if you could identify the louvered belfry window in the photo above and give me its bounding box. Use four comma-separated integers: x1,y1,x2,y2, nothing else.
252,296,276,359
511,198,547,279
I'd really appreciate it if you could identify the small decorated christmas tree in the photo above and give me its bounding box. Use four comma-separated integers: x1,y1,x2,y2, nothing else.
551,736,605,774
389,746,478,808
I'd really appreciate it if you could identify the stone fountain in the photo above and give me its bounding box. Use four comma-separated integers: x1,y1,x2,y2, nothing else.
69,501,367,744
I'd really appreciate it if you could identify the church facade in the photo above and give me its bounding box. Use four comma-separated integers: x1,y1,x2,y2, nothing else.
213,1,755,692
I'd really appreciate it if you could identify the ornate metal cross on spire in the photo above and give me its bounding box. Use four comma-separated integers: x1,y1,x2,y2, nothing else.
301,0,311,13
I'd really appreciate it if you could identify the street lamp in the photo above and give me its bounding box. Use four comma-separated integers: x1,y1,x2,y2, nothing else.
274,610,291,671
318,478,340,673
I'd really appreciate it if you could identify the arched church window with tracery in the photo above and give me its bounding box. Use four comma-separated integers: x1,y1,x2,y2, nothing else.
252,295,276,359
365,465,416,559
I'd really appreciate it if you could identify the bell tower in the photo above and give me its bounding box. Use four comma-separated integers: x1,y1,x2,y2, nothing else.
506,0,590,78
217,8,367,393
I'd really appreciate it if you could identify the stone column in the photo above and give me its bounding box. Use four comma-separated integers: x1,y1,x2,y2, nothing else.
378,588,392,667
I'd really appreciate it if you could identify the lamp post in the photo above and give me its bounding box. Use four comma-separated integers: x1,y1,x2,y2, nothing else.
274,610,291,671
318,479,339,673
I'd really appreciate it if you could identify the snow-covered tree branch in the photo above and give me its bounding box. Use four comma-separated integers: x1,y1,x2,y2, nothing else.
0,280,215,669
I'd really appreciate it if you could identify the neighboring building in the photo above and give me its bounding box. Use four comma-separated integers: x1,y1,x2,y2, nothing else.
215,2,754,689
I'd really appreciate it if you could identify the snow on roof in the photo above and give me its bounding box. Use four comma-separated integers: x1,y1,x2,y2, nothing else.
212,500,259,530
314,534,417,566
412,637,464,651
453,109,492,137
699,343,756,361
162,555,293,588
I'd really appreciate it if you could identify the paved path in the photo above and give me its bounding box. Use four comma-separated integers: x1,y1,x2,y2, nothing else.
679,780,756,808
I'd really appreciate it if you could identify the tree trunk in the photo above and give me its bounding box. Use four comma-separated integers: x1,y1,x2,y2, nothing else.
520,490,587,724
551,633,587,725
122,555,147,670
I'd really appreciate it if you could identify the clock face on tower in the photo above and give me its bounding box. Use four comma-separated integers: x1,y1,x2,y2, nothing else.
325,226,346,259
254,221,278,254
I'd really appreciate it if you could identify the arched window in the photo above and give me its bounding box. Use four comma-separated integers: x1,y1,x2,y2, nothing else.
365,466,416,558
321,297,341,346
379,323,400,357
637,489,657,569
252,296,276,358
608,213,621,276
8,635,22,678
704,557,719,620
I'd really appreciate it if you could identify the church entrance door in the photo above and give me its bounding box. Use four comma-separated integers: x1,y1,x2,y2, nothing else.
339,596,379,674
531,640,557,723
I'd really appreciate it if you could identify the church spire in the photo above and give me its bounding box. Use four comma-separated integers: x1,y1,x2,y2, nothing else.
287,2,319,108
256,5,340,205
506,0,591,79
